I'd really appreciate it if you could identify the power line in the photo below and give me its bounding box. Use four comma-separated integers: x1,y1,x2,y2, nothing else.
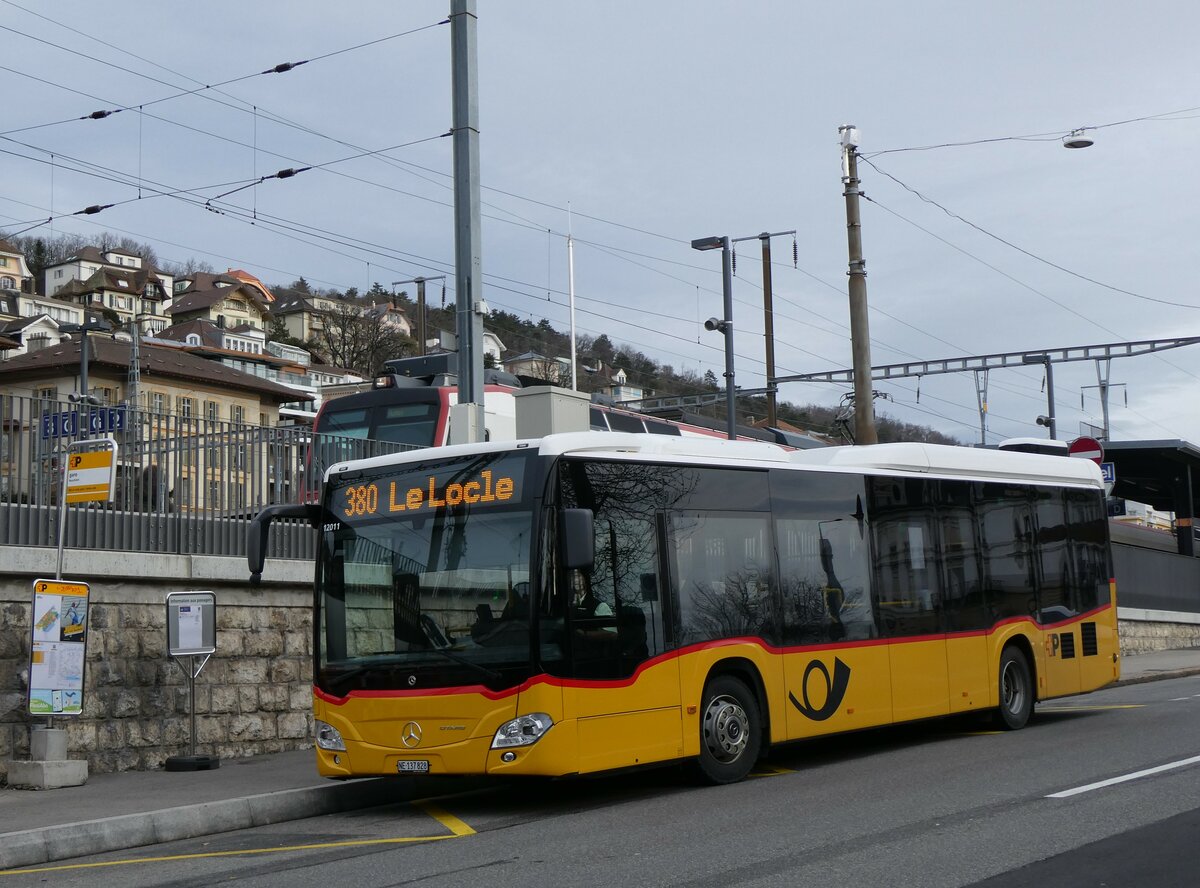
0,19,448,137
859,155,1200,311
864,104,1200,157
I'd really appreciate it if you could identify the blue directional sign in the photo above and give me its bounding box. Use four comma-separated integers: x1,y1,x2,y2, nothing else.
40,407,125,439
40,411,79,440
84,407,126,435
1100,461,1116,484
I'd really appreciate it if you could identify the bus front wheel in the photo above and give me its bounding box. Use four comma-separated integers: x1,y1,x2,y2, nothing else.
696,675,762,784
995,646,1033,730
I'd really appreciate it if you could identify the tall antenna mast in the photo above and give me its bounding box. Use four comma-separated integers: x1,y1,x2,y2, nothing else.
567,203,577,391
127,322,141,411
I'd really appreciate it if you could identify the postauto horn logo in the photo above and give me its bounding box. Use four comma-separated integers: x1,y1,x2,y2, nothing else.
789,657,851,721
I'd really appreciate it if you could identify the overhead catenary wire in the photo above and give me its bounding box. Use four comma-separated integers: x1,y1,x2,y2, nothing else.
855,158,1200,400
0,18,449,137
863,104,1200,158
0,128,1089,436
2,5,1180,439
859,155,1200,311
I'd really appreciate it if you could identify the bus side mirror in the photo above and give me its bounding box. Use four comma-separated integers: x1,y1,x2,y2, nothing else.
560,508,594,571
248,504,323,584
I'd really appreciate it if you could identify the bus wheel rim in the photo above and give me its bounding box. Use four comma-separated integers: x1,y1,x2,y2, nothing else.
1002,661,1025,713
703,695,749,763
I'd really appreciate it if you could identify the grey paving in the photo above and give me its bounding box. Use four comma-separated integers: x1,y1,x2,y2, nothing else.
2,648,1198,871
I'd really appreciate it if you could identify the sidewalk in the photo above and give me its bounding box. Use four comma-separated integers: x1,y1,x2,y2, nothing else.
3,647,1200,871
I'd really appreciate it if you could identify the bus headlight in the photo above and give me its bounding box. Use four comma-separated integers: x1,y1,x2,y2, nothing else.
491,713,554,748
315,720,346,751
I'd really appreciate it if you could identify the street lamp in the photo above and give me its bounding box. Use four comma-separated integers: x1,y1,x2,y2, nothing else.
59,319,111,407
1062,128,1095,149
691,236,736,439
1022,353,1057,439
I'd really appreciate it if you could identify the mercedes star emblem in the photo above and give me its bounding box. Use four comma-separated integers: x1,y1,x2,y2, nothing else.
401,722,422,748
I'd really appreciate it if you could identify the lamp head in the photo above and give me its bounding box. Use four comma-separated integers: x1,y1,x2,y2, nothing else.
1062,128,1094,149
691,237,724,252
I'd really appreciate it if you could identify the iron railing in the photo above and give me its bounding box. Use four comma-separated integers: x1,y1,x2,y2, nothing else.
0,394,414,559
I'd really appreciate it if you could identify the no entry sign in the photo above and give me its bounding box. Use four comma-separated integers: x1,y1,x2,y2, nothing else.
1067,436,1105,464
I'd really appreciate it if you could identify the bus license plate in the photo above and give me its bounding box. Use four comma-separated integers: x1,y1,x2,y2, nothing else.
396,760,430,774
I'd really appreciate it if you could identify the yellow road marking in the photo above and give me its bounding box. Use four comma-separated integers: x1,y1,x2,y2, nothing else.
0,800,473,877
750,764,795,778
413,800,477,837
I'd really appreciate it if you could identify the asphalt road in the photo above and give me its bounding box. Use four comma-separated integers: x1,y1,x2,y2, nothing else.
8,674,1200,888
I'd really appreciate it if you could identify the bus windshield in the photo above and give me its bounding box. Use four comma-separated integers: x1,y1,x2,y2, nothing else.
317,450,540,694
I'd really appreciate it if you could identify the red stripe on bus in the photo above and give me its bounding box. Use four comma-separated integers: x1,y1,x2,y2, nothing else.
314,602,1116,705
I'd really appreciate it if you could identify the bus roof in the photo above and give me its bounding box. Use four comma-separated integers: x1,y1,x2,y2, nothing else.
790,441,1105,488
325,433,1103,489
323,431,792,482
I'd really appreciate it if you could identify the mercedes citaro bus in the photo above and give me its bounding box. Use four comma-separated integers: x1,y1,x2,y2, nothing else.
249,432,1119,784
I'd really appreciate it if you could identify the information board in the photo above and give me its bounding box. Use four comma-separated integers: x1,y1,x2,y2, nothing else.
166,592,216,656
28,579,90,716
65,437,118,503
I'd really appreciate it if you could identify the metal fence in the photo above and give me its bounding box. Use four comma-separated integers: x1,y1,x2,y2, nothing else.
0,394,414,560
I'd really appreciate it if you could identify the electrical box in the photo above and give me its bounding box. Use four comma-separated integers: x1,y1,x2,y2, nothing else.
514,386,591,438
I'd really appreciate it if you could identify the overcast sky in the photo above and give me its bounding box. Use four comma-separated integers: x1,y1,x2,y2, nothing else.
5,1,1199,446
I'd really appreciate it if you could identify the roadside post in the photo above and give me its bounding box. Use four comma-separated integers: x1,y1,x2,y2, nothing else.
6,438,116,789
55,437,118,580
165,591,219,771
4,579,93,789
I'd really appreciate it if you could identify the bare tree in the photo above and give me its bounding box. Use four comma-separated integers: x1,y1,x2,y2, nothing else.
307,301,415,375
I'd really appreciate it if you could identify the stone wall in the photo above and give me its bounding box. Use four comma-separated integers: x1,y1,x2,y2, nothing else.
1,547,313,780
1118,611,1200,655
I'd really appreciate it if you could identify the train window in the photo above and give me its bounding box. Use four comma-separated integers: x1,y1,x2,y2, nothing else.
605,412,647,434
644,419,682,436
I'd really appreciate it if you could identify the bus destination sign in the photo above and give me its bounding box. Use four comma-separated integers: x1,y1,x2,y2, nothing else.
339,464,524,520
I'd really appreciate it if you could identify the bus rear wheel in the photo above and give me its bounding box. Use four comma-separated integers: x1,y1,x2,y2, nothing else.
995,646,1033,730
696,675,761,784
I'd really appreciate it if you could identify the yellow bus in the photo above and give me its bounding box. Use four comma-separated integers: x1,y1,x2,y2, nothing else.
249,432,1120,784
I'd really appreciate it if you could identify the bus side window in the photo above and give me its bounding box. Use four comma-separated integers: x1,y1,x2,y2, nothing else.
976,483,1037,619
934,480,988,633
773,471,874,644
1034,488,1073,623
670,511,774,647
867,477,942,638
1065,489,1109,611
